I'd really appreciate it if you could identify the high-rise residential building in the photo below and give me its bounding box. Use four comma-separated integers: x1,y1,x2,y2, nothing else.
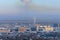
53,24,58,27
58,24,60,27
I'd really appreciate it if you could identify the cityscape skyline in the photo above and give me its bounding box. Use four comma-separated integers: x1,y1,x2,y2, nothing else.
0,0,60,40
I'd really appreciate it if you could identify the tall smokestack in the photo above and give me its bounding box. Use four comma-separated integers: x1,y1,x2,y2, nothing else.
34,17,36,25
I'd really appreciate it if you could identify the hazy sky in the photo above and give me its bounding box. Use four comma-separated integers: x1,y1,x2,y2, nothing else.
32,0,60,8
0,0,60,13
0,0,60,23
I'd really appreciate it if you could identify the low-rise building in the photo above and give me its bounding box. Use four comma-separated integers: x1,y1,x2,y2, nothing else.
45,26,54,32
53,27,60,32
0,27,10,33
18,27,28,32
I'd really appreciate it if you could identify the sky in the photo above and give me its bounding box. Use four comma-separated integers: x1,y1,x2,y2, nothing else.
0,0,60,13
0,0,60,23
32,0,60,8
0,0,60,10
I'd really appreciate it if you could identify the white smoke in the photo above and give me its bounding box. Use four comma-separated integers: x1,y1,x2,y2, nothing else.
20,0,31,6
